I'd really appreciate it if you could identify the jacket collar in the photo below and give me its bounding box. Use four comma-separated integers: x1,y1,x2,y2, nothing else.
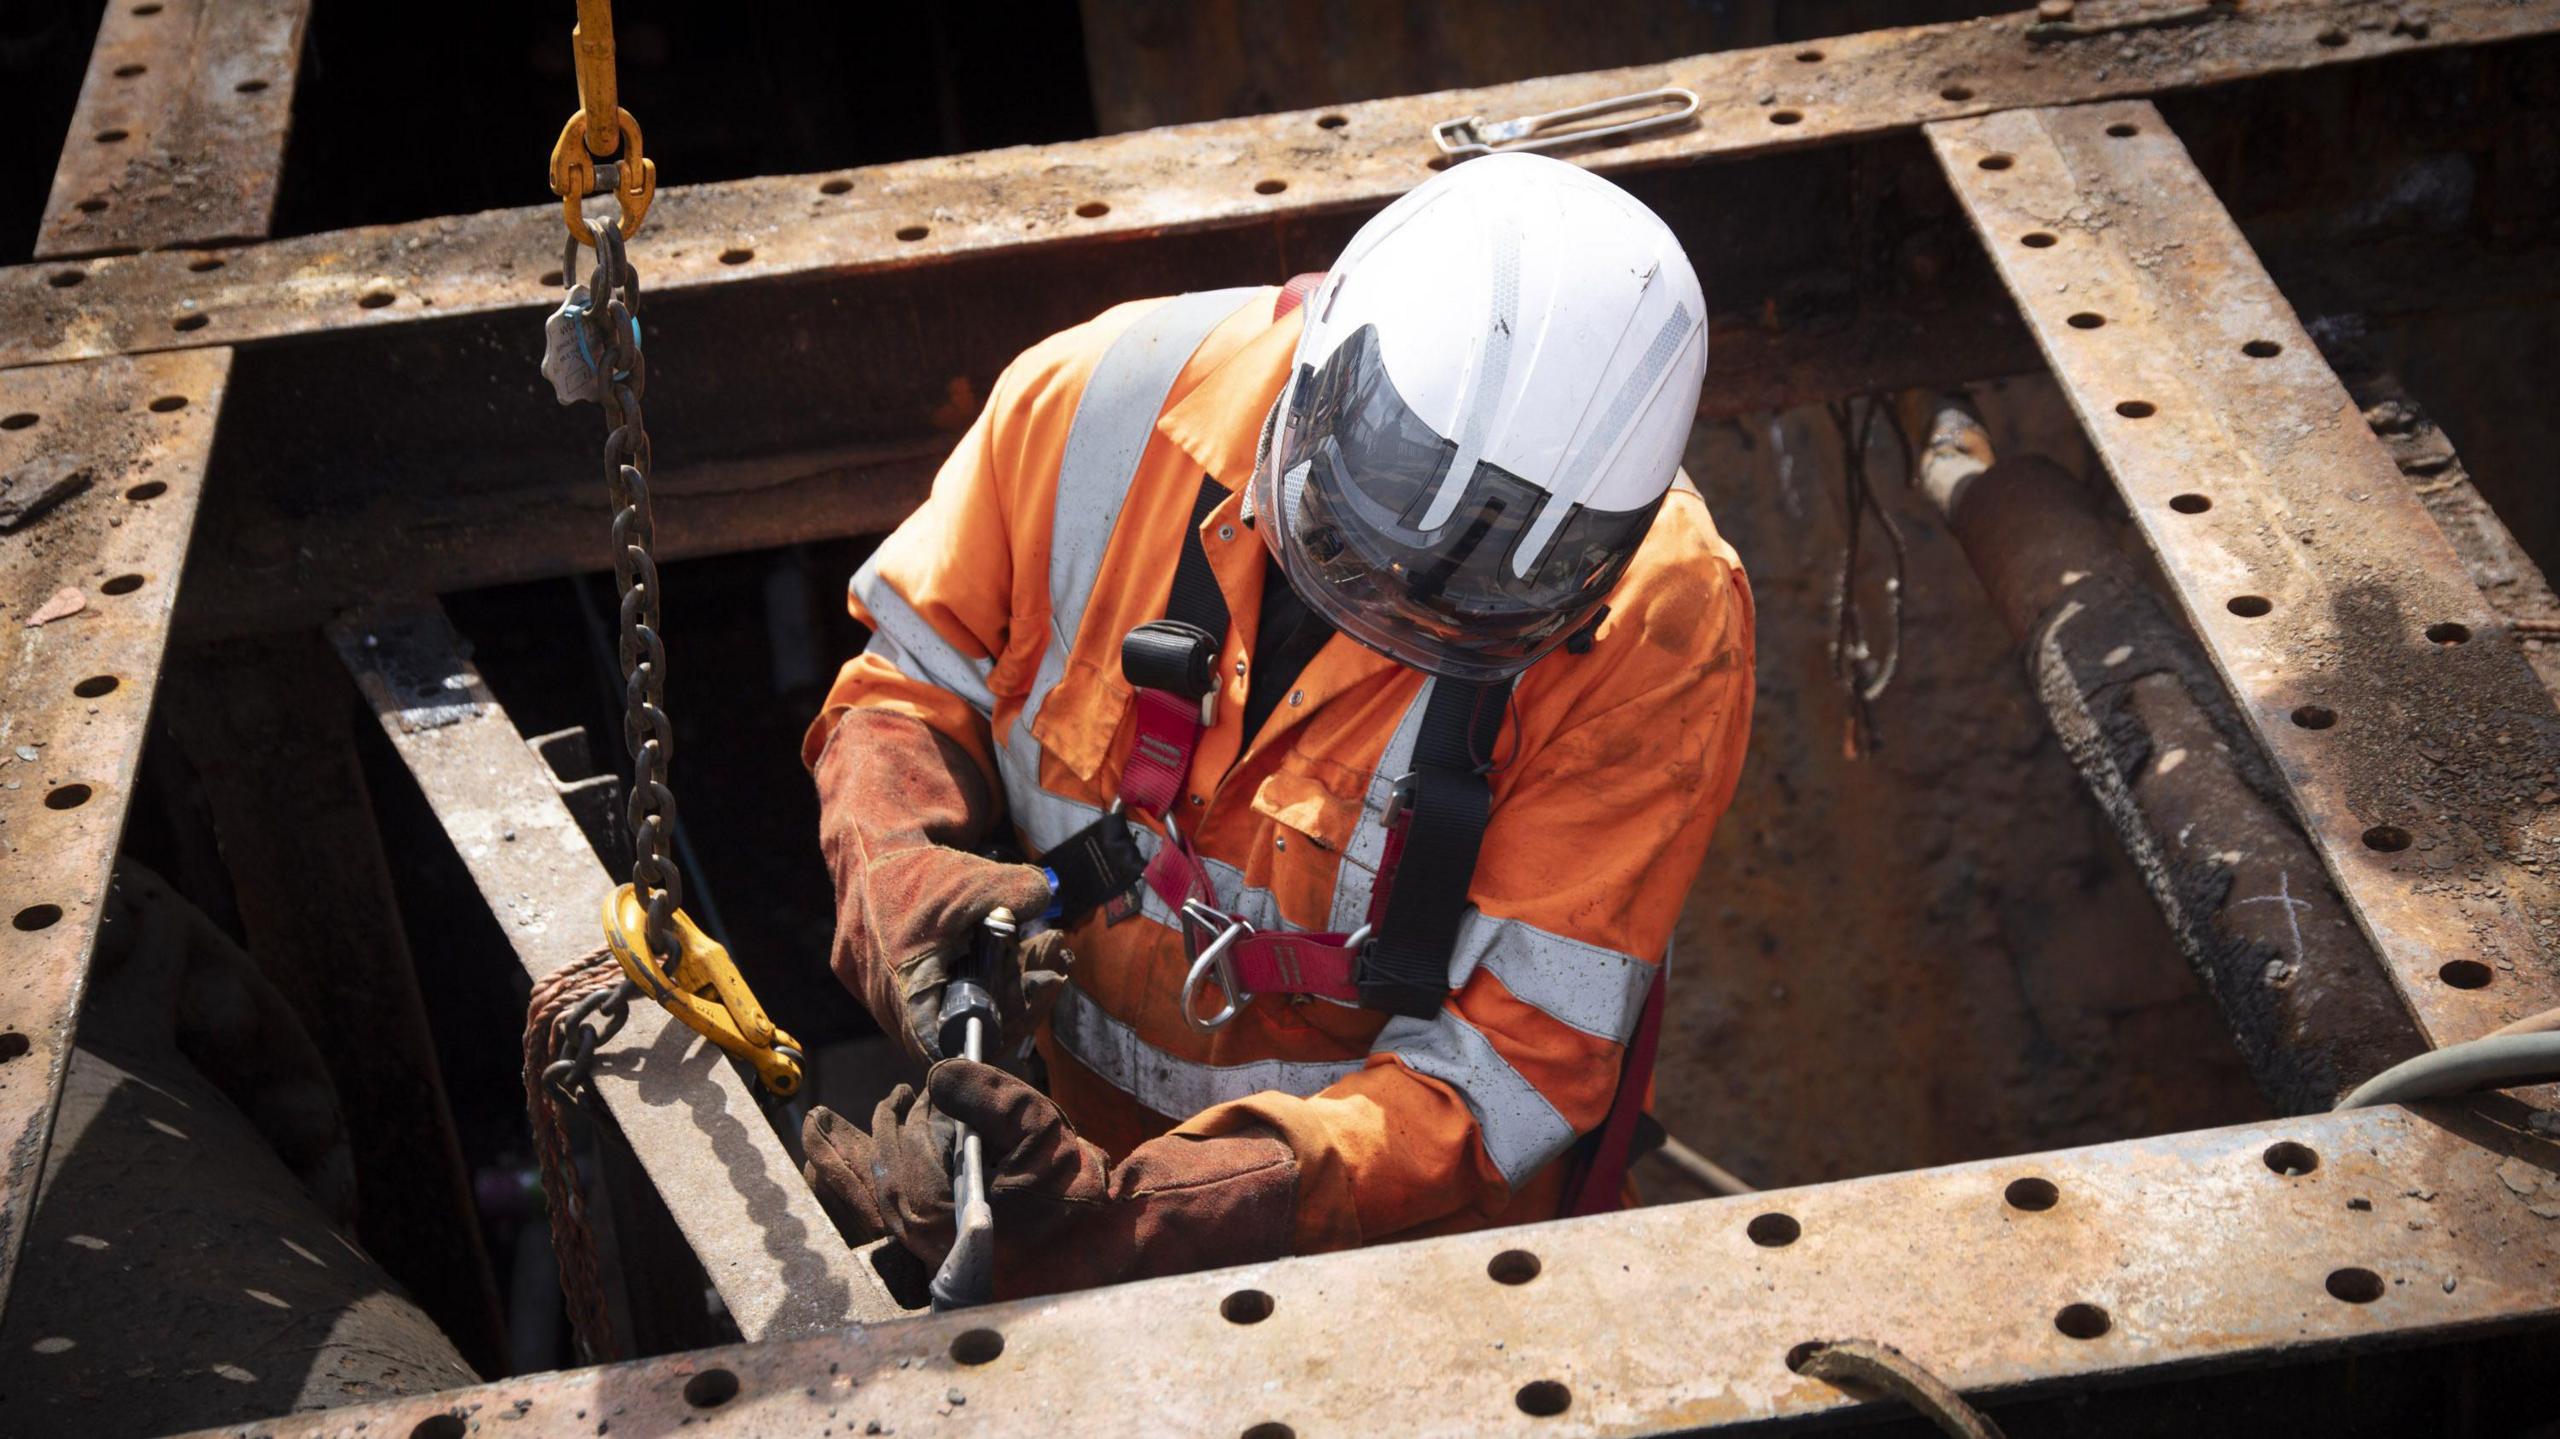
1157,303,1302,492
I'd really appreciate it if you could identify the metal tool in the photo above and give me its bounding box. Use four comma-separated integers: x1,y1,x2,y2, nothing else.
1430,86,1699,160
929,906,1015,1309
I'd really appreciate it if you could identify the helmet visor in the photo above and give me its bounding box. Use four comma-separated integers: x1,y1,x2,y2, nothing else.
1254,324,1658,680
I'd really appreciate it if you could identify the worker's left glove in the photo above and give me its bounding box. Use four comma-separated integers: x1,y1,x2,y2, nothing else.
801,1059,1300,1299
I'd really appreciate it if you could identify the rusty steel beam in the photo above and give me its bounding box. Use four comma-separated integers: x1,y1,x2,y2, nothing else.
327,601,909,1341
182,1104,2560,1437
1928,101,2560,1056
3,0,2550,369
34,0,312,261
0,347,228,1310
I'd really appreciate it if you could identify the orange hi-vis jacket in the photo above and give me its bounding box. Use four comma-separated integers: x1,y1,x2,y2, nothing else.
807,286,1754,1253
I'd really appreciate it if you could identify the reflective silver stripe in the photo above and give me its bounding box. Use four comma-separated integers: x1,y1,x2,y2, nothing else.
1419,220,1522,532
1513,299,1698,578
850,557,995,719
1051,983,1362,1118
1326,677,1437,933
1376,1010,1575,1187
1015,287,1260,749
1448,913,1654,1042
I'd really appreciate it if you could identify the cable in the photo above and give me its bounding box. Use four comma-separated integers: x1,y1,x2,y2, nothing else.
1799,1339,2006,1439
2335,1031,2560,1110
1644,1135,1758,1196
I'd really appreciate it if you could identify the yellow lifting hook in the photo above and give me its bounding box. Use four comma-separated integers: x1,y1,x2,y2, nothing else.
547,0,655,244
603,886,806,1097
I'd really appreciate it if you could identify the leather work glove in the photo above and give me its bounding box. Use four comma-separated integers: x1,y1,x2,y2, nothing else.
801,1060,1300,1299
814,708,1074,1066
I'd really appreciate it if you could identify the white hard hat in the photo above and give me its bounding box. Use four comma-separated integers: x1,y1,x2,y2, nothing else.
1250,151,1708,681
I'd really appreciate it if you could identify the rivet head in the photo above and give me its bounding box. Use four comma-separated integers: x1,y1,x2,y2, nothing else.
1289,690,1305,706
1217,524,1236,541
1234,659,1247,676
1276,835,1287,850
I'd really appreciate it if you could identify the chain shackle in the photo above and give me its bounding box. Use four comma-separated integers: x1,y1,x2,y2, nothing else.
547,0,655,244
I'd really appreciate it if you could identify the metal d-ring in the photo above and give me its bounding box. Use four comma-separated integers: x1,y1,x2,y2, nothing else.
1179,903,1253,1033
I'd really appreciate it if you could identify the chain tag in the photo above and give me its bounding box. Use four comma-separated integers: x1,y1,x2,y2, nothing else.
542,286,605,407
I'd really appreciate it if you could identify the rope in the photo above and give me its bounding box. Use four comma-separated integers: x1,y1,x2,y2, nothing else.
1800,1339,2006,1439
521,950,634,1363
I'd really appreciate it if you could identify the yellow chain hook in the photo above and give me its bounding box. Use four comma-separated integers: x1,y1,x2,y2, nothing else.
603,887,804,1096
548,0,655,245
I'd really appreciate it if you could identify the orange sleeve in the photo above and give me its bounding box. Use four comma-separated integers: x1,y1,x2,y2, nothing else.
1185,516,1756,1251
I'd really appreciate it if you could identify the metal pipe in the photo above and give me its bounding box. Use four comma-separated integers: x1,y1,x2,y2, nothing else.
1918,399,2424,1111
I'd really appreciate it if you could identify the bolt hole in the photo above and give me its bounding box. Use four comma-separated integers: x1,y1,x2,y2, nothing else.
77,198,109,214
235,79,269,94
2106,122,2140,137
1316,113,1348,129
1769,109,1804,126
409,1415,466,1439
1220,1288,1274,1325
2362,825,2411,853
1941,84,1975,101
0,412,36,430
125,481,165,502
2317,27,2349,47
74,675,119,697
949,1328,1005,1365
1978,152,2014,171
148,394,187,413
1747,1212,1801,1248
2244,339,2283,358
1242,1425,1296,1439
96,128,129,144
101,574,145,596
2437,959,2493,990
1785,1341,1829,1373
2425,622,2471,645
2170,493,2211,514
2226,594,2271,618
538,269,565,287
2326,1267,2384,1302
356,289,395,309
2116,400,2157,419
44,784,92,812
48,269,85,288
1515,1380,1571,1418
2004,1177,2059,1212
681,1368,739,1409
2054,1302,2112,1339
15,905,62,932
2290,704,2336,730
1255,178,1288,195
2021,231,2057,248
172,312,208,331
0,1033,27,1062
187,256,225,272
820,177,853,195
718,247,754,265
114,63,147,78
1425,155,1454,171
2264,1141,2320,1177
1487,1249,1542,1285
1795,48,1825,62
133,1,163,12
1075,201,1110,218
2067,311,2105,329
894,225,929,242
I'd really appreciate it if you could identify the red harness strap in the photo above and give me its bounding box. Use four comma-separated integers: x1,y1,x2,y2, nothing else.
1563,969,1665,1216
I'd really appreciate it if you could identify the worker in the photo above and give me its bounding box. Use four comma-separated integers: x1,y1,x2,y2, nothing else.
797,152,1753,1298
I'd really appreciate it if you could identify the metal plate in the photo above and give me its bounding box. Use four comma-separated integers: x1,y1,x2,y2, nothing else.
4,0,2554,368
0,347,229,1307
34,0,311,261
177,1105,2560,1438
1928,101,2560,1048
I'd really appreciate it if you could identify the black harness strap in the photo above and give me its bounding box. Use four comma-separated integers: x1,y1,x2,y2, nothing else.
1359,674,1513,1017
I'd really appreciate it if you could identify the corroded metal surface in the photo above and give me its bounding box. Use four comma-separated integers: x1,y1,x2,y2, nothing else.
0,347,229,1309
1929,102,2560,1051
329,601,908,1339
34,0,311,260
3,0,2552,368
185,1105,2560,1437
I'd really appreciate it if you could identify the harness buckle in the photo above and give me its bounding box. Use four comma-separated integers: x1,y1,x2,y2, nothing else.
1178,898,1253,1033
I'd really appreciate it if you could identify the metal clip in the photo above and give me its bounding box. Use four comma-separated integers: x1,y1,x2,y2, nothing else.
1178,899,1253,1033
1431,87,1700,160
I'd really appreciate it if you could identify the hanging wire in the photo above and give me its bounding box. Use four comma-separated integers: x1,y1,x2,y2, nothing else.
1824,395,1915,756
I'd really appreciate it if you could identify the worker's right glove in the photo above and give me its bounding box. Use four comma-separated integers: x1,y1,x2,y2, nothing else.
812,708,1073,1067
